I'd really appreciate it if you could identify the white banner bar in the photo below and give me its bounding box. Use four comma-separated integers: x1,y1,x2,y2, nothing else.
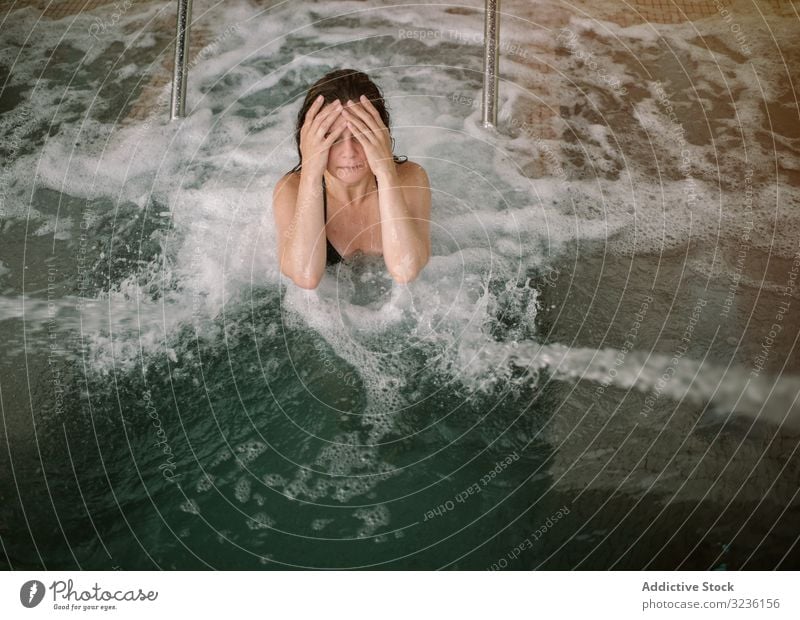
1,571,798,619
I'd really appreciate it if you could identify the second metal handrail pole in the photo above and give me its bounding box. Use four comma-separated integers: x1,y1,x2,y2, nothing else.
482,0,500,128
170,0,193,120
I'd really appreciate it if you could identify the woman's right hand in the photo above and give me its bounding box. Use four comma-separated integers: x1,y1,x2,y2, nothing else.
299,96,346,175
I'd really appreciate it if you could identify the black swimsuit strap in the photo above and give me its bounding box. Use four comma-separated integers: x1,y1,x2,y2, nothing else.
322,176,342,265
322,175,327,218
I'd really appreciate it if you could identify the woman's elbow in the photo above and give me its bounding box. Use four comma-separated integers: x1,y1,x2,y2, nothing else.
391,272,420,285
292,274,322,289
280,262,322,290
388,251,429,285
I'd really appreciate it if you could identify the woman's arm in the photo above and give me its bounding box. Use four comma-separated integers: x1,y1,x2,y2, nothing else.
273,99,346,289
272,169,327,289
341,95,432,284
376,162,431,284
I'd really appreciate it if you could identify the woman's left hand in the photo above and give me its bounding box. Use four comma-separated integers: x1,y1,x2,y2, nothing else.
342,95,395,177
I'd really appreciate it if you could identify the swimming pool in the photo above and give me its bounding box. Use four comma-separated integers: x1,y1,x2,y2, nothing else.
1,0,799,569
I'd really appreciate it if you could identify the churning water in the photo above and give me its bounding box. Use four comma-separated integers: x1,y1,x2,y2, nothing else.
1,0,799,569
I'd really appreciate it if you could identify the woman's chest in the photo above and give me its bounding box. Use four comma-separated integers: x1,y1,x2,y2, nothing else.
326,201,383,257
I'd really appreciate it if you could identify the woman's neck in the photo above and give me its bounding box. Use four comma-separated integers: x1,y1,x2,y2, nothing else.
323,169,378,206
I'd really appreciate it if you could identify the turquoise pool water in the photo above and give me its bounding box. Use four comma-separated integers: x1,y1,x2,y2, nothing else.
1,0,799,569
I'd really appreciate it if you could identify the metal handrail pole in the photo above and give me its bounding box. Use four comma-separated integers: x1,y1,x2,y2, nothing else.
170,0,193,120
481,0,500,128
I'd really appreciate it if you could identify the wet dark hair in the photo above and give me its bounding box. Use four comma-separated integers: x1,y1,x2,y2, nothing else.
289,68,407,174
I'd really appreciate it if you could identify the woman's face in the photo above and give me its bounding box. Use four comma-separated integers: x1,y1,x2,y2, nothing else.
326,101,370,182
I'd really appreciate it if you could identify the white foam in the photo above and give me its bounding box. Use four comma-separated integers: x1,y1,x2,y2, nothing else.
245,512,275,531
234,477,252,503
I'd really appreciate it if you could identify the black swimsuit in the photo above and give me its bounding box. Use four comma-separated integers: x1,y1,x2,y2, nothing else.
322,175,350,266
321,158,408,266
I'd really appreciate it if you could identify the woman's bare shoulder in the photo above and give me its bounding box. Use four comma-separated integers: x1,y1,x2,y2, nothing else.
273,170,301,200
276,170,301,187
397,160,429,184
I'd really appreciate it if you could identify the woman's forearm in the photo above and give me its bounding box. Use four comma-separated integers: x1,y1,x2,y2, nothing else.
282,168,326,287
376,169,429,283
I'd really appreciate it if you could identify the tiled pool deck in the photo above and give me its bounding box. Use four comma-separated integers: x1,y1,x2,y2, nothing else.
1,0,797,140
3,0,798,23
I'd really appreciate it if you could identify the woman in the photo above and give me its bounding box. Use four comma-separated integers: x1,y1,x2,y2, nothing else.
272,69,431,289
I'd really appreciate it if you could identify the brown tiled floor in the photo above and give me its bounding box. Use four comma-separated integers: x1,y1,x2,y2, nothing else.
4,0,798,25
0,0,233,123
0,0,128,19
536,0,800,26
2,0,797,130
